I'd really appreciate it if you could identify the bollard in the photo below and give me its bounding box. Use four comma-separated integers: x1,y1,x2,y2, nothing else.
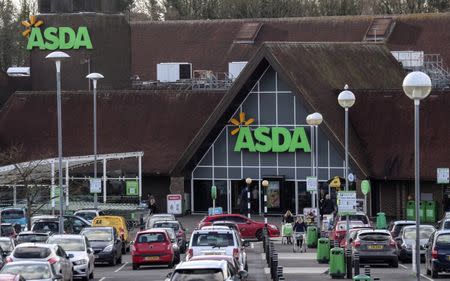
262,228,267,251
354,252,360,276
277,266,283,280
346,248,353,279
271,253,278,281
364,265,371,277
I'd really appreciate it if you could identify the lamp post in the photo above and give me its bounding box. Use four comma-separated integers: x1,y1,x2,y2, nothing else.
402,71,432,281
338,84,355,279
262,180,269,226
306,114,316,209
306,112,323,230
46,51,70,235
245,178,252,218
86,73,104,208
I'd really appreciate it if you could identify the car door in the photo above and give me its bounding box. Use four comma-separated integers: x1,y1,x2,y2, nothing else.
56,246,70,280
85,237,94,273
229,216,252,238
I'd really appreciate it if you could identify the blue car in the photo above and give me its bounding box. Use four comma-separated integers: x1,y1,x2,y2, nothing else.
425,229,450,278
0,208,27,231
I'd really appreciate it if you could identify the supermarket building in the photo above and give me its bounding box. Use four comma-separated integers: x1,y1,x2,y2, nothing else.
1,3,449,218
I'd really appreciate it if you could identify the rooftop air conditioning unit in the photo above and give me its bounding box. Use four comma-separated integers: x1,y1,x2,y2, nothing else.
6,67,30,77
391,51,424,68
228,61,247,81
157,63,192,82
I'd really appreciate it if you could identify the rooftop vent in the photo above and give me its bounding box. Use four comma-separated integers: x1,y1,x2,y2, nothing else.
364,17,395,42
234,23,263,44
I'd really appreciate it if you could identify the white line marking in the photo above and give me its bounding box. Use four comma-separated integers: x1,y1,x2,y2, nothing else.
99,278,106,281
421,274,434,281
114,262,128,272
264,267,328,274
251,243,254,249
399,264,408,269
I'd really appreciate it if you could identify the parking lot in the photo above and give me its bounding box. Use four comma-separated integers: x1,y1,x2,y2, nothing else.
88,215,450,281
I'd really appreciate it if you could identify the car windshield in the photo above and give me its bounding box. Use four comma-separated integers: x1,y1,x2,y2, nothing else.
137,233,167,243
342,215,368,224
33,222,58,233
1,209,24,220
18,234,48,243
13,247,51,258
153,222,179,231
2,263,53,279
171,269,224,281
436,234,450,247
47,238,85,251
0,240,13,251
359,233,390,242
1,225,14,236
192,233,234,247
394,224,415,234
337,221,364,230
76,212,97,221
444,221,450,229
82,229,112,241
403,227,434,239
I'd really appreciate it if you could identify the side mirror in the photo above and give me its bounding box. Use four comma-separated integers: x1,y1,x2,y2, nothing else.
238,270,248,278
68,253,74,259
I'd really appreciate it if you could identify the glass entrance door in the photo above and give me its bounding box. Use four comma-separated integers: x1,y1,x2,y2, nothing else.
230,180,259,214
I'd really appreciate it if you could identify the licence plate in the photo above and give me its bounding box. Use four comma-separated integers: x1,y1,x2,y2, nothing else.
368,245,383,250
145,256,159,261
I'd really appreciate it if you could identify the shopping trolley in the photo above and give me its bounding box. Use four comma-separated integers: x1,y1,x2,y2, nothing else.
293,231,306,252
281,223,294,245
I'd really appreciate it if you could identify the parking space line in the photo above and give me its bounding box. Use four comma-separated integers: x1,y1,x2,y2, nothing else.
114,262,128,273
99,278,106,281
399,264,408,269
421,274,434,281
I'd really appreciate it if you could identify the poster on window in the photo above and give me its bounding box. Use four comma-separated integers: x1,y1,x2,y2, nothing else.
267,181,280,208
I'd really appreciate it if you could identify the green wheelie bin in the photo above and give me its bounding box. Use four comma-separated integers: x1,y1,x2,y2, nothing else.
376,212,387,229
329,247,345,279
420,201,426,223
425,201,437,223
306,225,318,248
353,274,372,281
406,201,415,220
317,238,330,263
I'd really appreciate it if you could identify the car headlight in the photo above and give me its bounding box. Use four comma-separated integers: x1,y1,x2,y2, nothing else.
103,245,113,252
73,259,87,265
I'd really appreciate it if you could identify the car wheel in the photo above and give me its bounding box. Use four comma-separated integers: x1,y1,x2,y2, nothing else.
390,258,399,268
117,254,122,264
110,255,117,266
426,266,431,276
121,244,126,254
132,264,139,270
255,229,263,241
431,267,438,278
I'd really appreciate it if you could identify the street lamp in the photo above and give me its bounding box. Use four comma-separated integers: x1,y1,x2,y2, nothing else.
403,71,431,281
245,178,252,218
306,112,323,230
86,73,104,209
46,51,70,235
262,180,269,225
338,84,355,279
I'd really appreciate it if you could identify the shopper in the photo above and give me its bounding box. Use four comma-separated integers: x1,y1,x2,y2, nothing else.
148,195,159,215
293,217,307,248
239,186,249,214
282,210,294,224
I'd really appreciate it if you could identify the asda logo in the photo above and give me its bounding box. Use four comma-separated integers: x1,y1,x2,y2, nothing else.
230,113,311,153
22,16,93,50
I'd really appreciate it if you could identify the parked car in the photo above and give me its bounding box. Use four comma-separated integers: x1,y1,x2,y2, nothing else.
92,216,129,253
339,227,373,248
73,209,106,224
425,230,450,278
330,220,365,244
212,221,241,235
335,212,371,227
0,225,17,239
152,228,180,264
16,232,50,244
189,255,246,279
198,214,279,240
131,229,175,270
145,214,176,229
167,260,246,281
152,220,187,253
31,216,90,235
6,243,73,280
0,209,27,232
388,220,416,238
0,238,16,257
80,227,122,266
187,227,248,271
0,274,24,281
437,218,450,230
47,234,95,281
0,261,62,281
396,225,435,262
352,229,398,267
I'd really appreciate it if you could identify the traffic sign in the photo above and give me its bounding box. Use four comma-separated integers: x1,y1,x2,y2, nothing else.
348,173,355,182
306,177,318,192
126,181,138,196
167,194,182,215
361,180,371,195
211,185,217,200
437,168,449,184
337,191,357,215
90,178,102,193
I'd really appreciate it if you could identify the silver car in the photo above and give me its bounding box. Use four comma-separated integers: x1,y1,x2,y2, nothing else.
0,261,63,281
47,234,95,281
145,214,176,229
7,243,73,281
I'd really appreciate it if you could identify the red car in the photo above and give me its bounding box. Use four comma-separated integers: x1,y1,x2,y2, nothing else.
131,229,174,270
330,220,365,245
198,214,279,240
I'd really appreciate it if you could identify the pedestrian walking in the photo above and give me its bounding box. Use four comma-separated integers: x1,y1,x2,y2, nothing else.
239,186,249,214
148,195,159,215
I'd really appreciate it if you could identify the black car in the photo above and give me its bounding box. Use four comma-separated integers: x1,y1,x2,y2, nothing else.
81,227,123,266
31,216,90,234
352,230,398,267
16,231,50,244
425,230,450,278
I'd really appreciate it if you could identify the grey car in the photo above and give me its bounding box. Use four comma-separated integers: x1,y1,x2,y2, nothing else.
352,229,398,267
47,234,95,280
0,261,63,281
396,225,435,262
81,227,122,266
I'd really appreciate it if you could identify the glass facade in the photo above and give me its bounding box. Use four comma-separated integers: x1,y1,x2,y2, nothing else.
191,66,353,214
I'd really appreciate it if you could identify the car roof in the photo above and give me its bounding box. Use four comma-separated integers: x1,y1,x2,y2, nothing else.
49,234,84,239
75,209,101,212
193,228,233,234
190,255,234,262
4,260,49,265
0,237,13,241
151,214,174,217
15,243,56,249
358,229,391,235
138,229,168,234
201,226,231,231
212,221,238,224
151,228,175,235
93,215,124,220
393,220,416,225
403,225,435,230
435,230,450,235
18,231,48,236
82,227,113,231
176,260,227,270
152,220,179,224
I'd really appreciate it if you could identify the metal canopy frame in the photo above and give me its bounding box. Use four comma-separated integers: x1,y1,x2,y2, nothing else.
0,151,144,208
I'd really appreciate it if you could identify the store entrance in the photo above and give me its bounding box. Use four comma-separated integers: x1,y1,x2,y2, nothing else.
230,180,259,214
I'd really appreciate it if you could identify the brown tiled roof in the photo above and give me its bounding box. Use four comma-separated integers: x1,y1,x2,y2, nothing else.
172,42,405,177
131,13,450,81
0,90,224,174
351,89,450,180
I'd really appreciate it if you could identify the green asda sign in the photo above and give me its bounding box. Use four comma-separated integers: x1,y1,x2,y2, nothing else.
26,27,93,50
234,127,311,153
